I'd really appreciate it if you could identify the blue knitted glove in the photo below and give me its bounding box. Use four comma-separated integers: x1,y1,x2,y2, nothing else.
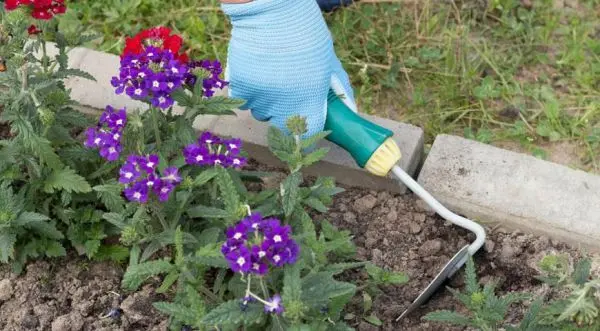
221,0,357,138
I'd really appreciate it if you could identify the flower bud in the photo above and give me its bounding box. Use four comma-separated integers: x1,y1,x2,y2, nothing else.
286,115,308,136
37,107,55,127
192,67,211,80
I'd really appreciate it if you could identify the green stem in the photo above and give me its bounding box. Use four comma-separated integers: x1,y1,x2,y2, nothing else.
172,189,191,226
41,39,49,74
150,107,162,151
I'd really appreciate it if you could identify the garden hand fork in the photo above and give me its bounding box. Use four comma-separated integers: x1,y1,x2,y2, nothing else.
323,90,486,320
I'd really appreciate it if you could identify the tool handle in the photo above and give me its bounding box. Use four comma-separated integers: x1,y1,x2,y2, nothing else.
325,90,393,168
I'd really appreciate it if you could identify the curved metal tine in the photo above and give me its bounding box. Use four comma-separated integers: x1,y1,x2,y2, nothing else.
396,245,471,321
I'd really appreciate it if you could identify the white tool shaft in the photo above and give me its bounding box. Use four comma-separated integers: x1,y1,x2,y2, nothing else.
391,165,485,255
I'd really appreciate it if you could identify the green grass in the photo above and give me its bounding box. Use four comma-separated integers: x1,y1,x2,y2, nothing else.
64,0,600,172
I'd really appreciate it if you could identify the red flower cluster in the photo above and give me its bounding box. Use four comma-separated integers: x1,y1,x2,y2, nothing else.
122,27,189,63
4,0,66,20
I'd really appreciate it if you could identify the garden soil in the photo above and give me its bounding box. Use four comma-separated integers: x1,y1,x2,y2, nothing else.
0,172,594,331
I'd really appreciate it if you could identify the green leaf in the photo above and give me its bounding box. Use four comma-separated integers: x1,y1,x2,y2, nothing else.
303,197,328,213
94,245,130,262
573,257,592,285
102,212,127,229
44,167,92,193
23,220,64,240
45,241,66,257
282,263,302,304
15,211,49,225
301,272,356,307
216,167,241,214
201,300,264,326
0,232,17,263
122,259,175,291
193,168,219,187
302,147,329,167
364,314,382,326
268,126,295,155
300,131,330,149
191,243,229,268
363,292,373,313
423,310,474,326
54,68,96,81
156,270,179,294
196,227,222,246
322,262,367,275
187,205,230,219
281,172,302,218
153,301,198,324
84,239,101,257
93,184,125,212
465,257,479,294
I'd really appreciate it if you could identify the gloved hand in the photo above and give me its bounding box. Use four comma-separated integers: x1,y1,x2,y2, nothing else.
317,0,354,12
221,0,357,138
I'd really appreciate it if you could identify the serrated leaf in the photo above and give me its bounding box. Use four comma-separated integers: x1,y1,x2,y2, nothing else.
44,167,92,193
268,126,295,155
201,300,263,326
301,272,356,307
84,239,101,257
302,147,329,167
102,212,127,229
281,172,302,218
153,301,198,323
94,184,125,212
300,131,330,149
322,262,367,275
282,263,302,304
423,310,474,326
25,220,64,240
0,232,17,263
122,259,175,291
193,168,219,186
15,211,49,226
187,205,230,219
95,245,129,262
216,167,240,214
156,270,179,294
303,197,328,213
45,241,66,257
574,257,592,285
191,243,229,268
54,68,96,81
196,227,222,246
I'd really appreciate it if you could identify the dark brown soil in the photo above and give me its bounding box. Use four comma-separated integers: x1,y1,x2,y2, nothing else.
0,169,592,331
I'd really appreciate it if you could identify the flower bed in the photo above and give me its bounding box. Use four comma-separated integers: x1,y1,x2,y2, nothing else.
2,3,600,331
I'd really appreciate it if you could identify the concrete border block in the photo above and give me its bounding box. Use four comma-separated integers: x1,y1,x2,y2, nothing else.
417,134,600,250
58,45,425,193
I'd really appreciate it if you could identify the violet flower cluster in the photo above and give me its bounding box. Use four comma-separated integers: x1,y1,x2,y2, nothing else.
84,106,127,162
118,155,182,203
186,59,229,97
221,213,299,276
183,132,247,169
111,45,189,110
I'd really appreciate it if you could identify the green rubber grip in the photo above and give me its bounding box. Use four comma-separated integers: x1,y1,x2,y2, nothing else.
325,90,393,168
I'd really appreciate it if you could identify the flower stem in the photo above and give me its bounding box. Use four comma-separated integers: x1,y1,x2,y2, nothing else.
150,107,162,151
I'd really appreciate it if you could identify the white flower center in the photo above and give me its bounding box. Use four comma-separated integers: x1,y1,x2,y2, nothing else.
133,192,141,199
236,257,246,267
273,255,281,263
135,88,143,95
139,72,146,78
153,81,159,88
253,263,260,270
229,143,238,149
147,180,154,187
172,67,179,74
159,97,166,103
147,53,154,57
195,155,203,161
167,82,174,88
214,159,221,165
252,223,259,229
125,172,133,179
258,251,266,258
146,162,154,168
113,133,120,140
273,235,282,243
116,119,123,125
108,147,116,153
94,137,101,145
233,159,241,165
233,232,242,240
161,187,169,193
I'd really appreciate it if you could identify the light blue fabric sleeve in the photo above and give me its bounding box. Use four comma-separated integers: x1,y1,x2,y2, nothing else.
221,0,357,138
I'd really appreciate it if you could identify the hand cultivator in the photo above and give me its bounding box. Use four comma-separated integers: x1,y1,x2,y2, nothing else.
324,90,487,320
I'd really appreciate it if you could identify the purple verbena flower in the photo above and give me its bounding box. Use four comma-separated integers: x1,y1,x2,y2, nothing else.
119,154,181,204
226,245,252,273
111,46,189,110
186,59,228,97
84,106,128,162
182,131,247,169
221,213,299,276
264,294,284,315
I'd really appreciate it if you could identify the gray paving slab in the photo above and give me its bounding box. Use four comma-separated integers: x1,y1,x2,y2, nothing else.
417,134,600,250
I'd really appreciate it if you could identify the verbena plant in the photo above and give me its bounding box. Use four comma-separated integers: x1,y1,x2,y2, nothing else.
1,3,407,330
424,254,600,331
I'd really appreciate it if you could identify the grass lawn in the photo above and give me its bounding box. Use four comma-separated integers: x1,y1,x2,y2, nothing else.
64,0,600,173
